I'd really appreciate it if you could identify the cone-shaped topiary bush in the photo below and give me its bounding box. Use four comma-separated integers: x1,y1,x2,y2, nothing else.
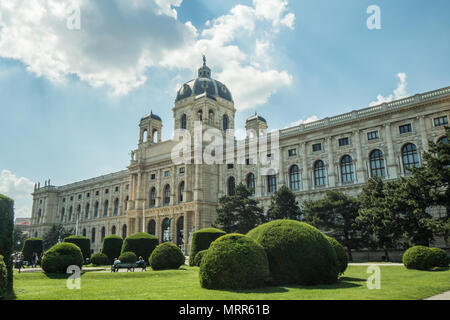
403,246,434,270
41,242,83,274
194,250,208,267
119,251,137,264
200,234,270,290
90,253,109,266
64,236,90,262
429,248,449,268
149,242,185,270
0,255,7,299
189,228,226,266
325,235,348,275
22,238,44,263
121,232,159,262
0,194,14,294
247,220,339,286
102,235,123,263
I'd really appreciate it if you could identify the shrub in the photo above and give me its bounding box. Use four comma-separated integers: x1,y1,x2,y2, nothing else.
325,235,348,275
194,250,208,267
64,236,90,262
22,238,44,263
0,255,7,299
102,235,123,263
189,228,226,266
247,220,339,285
119,251,137,264
429,248,449,268
90,253,109,266
403,246,434,270
149,242,185,270
121,232,159,262
200,234,270,290
0,195,14,293
41,242,83,274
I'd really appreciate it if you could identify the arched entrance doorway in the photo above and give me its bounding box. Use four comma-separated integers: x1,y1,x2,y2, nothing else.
177,216,184,248
162,218,171,242
148,220,156,236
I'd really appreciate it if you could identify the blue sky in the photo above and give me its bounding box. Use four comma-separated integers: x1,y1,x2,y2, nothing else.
0,0,449,218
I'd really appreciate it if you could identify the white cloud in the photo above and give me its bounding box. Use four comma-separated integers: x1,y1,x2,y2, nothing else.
286,115,319,128
370,72,409,106
0,0,295,110
0,170,35,218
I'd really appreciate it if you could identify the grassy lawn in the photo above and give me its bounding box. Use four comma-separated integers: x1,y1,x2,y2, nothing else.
12,265,450,300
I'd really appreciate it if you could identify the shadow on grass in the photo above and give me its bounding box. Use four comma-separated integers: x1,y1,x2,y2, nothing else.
340,276,366,282
44,271,87,279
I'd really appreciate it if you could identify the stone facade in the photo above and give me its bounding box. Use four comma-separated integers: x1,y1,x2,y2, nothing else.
29,61,450,254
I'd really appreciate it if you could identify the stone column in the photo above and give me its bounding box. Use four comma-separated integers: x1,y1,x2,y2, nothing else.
278,147,285,187
384,123,398,179
326,137,336,187
171,166,176,205
301,142,309,190
419,116,429,151
353,130,365,183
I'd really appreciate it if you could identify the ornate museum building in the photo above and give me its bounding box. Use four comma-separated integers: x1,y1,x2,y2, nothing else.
29,59,450,253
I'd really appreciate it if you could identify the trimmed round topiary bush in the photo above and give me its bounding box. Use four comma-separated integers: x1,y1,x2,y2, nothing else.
119,251,137,264
41,242,83,274
194,250,208,267
429,248,449,268
149,242,185,270
121,232,159,262
0,255,7,299
199,234,270,290
64,236,90,262
22,238,43,264
102,235,123,264
189,228,226,266
325,235,348,275
90,253,109,266
247,220,339,286
403,246,434,270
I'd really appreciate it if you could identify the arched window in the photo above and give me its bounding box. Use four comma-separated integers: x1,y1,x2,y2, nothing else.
125,196,129,211
438,136,448,144
76,205,81,220
223,115,229,131
91,228,96,244
369,149,385,177
198,109,203,121
37,209,42,224
179,181,185,203
85,203,90,219
94,201,99,218
162,218,171,242
246,173,256,196
340,155,354,183
181,114,187,130
111,225,116,235
60,208,65,222
402,143,420,174
177,217,184,248
228,177,236,196
164,185,171,206
148,220,156,236
104,200,109,217
122,224,127,239
152,129,158,143
68,206,73,221
314,160,326,187
114,198,119,216
289,165,301,191
267,174,277,193
209,110,214,125
143,129,148,142
101,226,106,242
150,188,156,207
82,228,86,237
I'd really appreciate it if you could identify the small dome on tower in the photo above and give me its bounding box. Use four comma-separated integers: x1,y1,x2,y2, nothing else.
246,113,267,124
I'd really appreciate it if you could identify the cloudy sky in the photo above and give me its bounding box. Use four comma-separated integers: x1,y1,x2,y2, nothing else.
1,0,449,218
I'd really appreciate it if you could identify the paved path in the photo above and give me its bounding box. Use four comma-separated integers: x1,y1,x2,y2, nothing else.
348,263,403,266
425,291,450,300
14,267,107,273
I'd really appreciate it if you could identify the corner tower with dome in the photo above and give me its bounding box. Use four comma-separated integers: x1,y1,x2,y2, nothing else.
28,57,450,255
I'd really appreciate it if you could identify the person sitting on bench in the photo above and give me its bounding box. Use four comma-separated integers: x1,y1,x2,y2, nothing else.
136,256,145,269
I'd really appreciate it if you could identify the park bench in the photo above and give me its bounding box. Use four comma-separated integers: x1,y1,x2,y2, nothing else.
111,263,146,272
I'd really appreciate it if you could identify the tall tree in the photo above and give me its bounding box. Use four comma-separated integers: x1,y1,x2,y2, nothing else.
43,224,73,250
357,177,404,261
267,185,302,221
215,183,265,234
303,190,362,261
13,226,27,252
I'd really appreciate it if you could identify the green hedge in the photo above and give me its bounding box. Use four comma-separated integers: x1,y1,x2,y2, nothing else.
429,248,449,268
102,235,123,263
194,250,208,267
90,253,109,266
41,242,83,274
22,238,43,263
64,236,91,261
325,236,348,275
0,195,14,293
149,242,185,270
247,220,339,286
189,228,226,266
121,232,159,262
199,234,270,290
119,251,137,264
0,255,7,299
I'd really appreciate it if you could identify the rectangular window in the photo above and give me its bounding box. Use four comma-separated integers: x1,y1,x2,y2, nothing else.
105,189,109,194
246,158,252,165
367,131,379,141
63,198,66,203
338,137,349,147
164,171,170,177
267,175,277,193
227,164,234,169
151,174,156,180
179,167,185,174
288,149,297,157
95,191,99,196
78,195,82,200
434,116,448,127
70,196,73,201
312,143,322,152
86,193,90,198
399,124,412,134
115,186,119,192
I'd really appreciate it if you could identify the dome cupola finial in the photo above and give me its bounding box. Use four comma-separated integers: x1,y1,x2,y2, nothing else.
198,54,211,78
